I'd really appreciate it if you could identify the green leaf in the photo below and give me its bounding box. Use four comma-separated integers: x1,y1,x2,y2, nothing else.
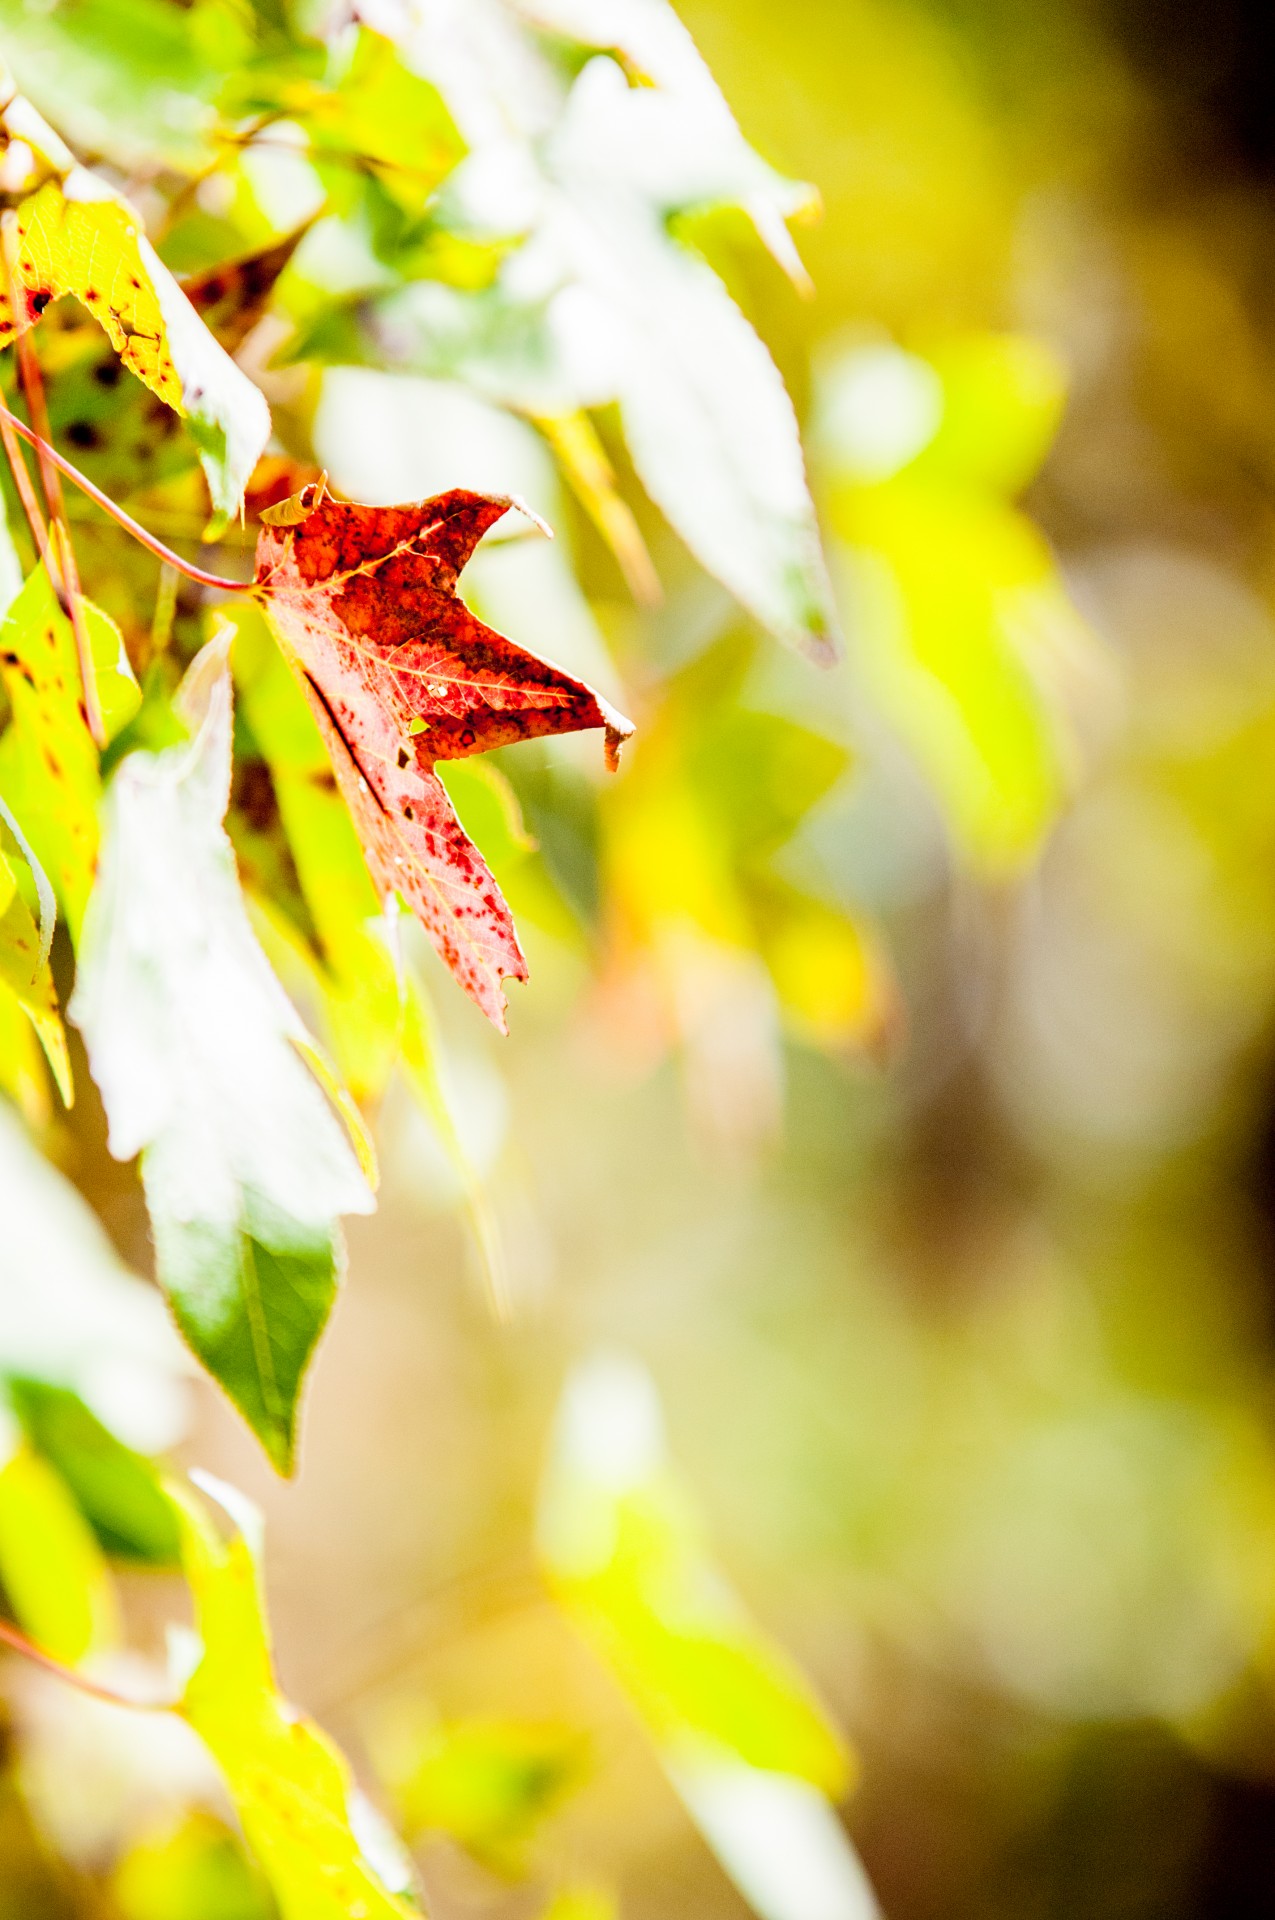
113,1812,277,1920
0,0,225,172
386,1716,587,1874
233,27,461,201
170,1474,419,1920
0,564,140,941
70,632,375,1474
0,1441,119,1663
6,1377,180,1565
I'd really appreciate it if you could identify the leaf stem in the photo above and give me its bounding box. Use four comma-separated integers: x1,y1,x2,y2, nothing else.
0,1618,176,1713
0,400,258,596
0,373,54,577
1,212,106,748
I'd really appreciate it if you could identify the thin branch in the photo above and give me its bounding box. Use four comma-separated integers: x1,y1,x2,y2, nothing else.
0,394,53,574
1,211,106,747
0,1618,177,1713
0,400,258,594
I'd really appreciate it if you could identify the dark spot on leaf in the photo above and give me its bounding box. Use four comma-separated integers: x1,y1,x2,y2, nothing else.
66,420,100,450
93,359,122,388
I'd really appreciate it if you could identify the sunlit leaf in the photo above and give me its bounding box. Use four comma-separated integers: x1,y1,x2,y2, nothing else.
70,632,375,1473
232,605,506,1295
821,334,1100,872
171,1474,419,1920
0,0,224,172
539,1353,876,1920
113,1812,276,1920
508,0,816,282
0,1442,119,1664
0,809,70,1103
389,1715,586,1874
355,3,836,657
0,563,140,940
0,67,271,523
538,1352,850,1789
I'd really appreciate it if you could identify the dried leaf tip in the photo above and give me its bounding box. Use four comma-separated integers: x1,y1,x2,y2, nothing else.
259,474,329,527
603,709,635,773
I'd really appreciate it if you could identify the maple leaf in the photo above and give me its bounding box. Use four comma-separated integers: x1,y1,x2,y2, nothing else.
256,488,634,1030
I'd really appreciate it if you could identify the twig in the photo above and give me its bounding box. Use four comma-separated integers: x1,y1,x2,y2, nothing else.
0,391,53,573
0,400,257,594
0,1618,176,1713
150,560,179,657
1,211,105,747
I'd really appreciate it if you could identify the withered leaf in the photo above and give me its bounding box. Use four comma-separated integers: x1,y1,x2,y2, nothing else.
256,491,633,1029
180,226,312,356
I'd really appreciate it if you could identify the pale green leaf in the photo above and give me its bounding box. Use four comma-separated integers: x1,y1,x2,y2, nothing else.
821,336,1100,872
0,1097,188,1453
359,6,836,655
0,0,223,172
539,1355,879,1920
538,1353,851,1791
385,1715,586,1873
231,606,506,1297
70,634,374,1474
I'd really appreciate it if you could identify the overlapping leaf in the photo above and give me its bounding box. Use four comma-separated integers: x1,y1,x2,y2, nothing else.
256,488,632,1028
70,633,375,1473
232,602,507,1291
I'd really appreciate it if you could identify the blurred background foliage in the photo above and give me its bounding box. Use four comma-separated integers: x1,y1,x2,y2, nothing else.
2,0,1275,1913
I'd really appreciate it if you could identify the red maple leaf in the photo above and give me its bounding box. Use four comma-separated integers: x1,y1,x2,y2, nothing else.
257,488,633,1030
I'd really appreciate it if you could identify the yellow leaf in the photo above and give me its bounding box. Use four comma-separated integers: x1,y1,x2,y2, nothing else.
171,1476,418,1920
0,841,71,1103
0,1444,119,1664
0,67,270,520
0,565,140,941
